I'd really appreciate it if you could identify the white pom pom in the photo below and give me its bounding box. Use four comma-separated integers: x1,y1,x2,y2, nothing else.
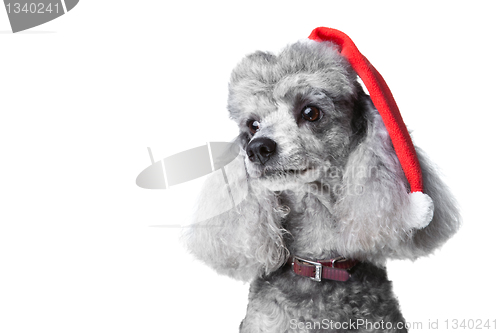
408,192,434,229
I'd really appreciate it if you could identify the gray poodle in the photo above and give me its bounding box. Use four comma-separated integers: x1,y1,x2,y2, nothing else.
184,29,460,332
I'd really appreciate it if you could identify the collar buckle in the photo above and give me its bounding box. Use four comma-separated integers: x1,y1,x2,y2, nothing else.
294,256,323,282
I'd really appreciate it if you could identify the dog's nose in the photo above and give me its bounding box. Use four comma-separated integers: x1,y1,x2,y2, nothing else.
246,138,277,165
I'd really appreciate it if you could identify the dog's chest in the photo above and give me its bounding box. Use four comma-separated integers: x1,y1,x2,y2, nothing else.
241,263,406,333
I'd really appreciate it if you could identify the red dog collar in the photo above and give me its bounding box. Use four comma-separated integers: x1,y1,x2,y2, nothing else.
290,256,358,282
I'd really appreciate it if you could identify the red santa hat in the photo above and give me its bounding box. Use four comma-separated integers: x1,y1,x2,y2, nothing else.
309,27,422,193
309,27,433,226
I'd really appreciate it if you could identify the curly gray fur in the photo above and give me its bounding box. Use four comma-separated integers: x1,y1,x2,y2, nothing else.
183,40,460,332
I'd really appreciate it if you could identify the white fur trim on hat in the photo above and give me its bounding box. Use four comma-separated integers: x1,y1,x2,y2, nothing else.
408,192,434,229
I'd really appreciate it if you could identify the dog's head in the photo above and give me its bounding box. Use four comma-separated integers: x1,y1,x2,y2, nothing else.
228,41,365,193
185,38,460,281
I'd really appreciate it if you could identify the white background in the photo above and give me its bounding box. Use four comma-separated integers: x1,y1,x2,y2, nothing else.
1,1,499,332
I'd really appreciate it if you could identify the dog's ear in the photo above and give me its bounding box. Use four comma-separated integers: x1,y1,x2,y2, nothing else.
182,150,288,281
333,91,460,263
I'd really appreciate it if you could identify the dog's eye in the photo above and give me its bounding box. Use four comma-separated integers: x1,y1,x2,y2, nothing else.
247,120,260,134
301,106,321,122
